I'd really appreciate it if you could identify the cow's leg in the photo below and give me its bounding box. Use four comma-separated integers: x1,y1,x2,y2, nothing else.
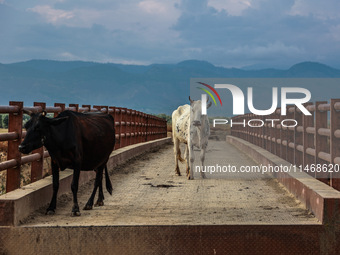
84,166,104,210
95,182,104,207
104,164,113,195
46,161,59,215
71,168,81,216
95,165,105,207
200,144,207,179
173,137,181,176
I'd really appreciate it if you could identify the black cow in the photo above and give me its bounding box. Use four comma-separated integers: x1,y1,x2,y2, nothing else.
19,110,115,216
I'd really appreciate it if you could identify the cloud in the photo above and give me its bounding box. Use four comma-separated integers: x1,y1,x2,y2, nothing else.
290,0,340,20
1,0,340,68
207,0,252,16
26,1,180,29
59,51,78,60
171,0,340,67
25,1,181,44
28,5,74,24
329,25,340,41
138,0,168,14
227,42,304,59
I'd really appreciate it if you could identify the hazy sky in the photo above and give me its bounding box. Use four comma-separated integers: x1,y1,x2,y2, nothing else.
1,0,340,68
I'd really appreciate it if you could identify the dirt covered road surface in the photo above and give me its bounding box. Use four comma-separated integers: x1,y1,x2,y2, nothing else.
22,140,319,226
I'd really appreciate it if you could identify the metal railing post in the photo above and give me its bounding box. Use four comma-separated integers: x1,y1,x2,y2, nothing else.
330,99,340,190
302,103,314,175
294,106,303,167
31,102,46,183
6,101,23,192
315,101,329,184
54,103,65,117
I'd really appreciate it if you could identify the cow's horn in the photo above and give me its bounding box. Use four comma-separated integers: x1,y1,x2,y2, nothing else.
189,96,194,104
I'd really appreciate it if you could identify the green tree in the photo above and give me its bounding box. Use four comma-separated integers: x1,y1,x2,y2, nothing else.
155,113,172,124
2,115,9,129
22,114,30,126
0,115,2,128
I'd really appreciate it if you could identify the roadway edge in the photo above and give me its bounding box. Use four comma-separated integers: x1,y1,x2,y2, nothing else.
227,135,340,225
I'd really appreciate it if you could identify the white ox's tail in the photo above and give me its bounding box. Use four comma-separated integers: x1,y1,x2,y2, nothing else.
177,148,185,163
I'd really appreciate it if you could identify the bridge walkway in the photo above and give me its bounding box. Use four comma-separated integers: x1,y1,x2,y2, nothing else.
22,140,319,226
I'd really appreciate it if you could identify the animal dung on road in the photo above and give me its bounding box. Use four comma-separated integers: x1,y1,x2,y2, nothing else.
143,183,178,188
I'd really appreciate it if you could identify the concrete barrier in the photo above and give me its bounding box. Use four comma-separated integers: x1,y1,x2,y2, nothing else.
0,137,171,226
2,225,334,255
227,135,340,224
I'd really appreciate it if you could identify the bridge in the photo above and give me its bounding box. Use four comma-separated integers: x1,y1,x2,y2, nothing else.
0,101,340,254
20,139,319,227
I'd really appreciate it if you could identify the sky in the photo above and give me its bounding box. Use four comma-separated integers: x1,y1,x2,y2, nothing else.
1,0,340,68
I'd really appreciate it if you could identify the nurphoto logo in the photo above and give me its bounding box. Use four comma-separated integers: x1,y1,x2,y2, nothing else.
200,83,311,115
196,80,312,128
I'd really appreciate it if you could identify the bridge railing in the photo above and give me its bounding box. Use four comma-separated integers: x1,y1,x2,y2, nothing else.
231,99,340,191
0,101,167,193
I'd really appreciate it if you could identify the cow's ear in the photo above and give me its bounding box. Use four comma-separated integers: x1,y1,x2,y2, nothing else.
48,116,69,126
207,101,212,109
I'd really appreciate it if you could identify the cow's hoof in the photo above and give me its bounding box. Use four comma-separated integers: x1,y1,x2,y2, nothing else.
201,174,207,179
95,201,104,207
45,209,55,215
71,211,81,217
83,204,93,210
175,173,181,176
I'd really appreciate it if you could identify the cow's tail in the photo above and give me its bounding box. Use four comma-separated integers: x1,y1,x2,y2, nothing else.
104,165,113,195
178,148,185,163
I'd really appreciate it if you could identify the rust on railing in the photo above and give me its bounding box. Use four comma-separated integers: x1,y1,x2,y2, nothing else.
231,99,340,192
0,101,167,193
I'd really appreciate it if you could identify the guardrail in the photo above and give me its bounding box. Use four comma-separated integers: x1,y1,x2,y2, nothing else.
231,99,340,191
0,101,167,193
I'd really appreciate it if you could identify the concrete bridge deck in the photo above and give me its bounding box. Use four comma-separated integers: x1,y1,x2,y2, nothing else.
22,140,319,227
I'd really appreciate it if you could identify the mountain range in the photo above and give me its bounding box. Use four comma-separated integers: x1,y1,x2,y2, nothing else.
1,60,340,114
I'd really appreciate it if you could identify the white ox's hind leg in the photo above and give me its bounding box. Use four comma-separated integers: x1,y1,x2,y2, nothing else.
200,143,207,179
173,137,181,176
188,143,195,180
184,144,189,176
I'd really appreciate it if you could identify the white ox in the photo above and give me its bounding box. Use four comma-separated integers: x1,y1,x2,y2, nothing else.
172,97,211,180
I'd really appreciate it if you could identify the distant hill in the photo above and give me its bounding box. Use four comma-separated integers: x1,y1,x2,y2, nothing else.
286,62,340,77
1,60,340,114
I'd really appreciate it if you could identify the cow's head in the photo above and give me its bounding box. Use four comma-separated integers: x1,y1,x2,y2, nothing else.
189,96,212,127
19,110,68,154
